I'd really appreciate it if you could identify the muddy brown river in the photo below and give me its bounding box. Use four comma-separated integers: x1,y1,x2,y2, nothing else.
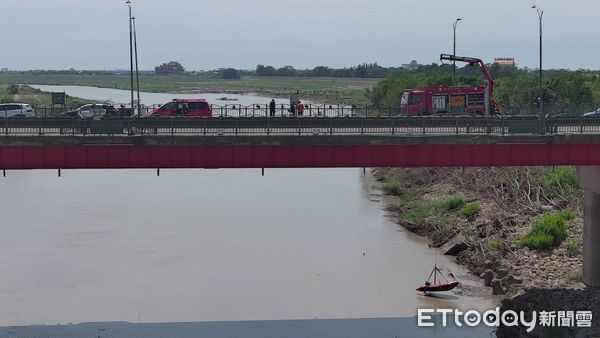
0,86,496,337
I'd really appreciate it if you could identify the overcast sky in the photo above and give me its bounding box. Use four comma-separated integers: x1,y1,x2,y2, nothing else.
2,0,599,71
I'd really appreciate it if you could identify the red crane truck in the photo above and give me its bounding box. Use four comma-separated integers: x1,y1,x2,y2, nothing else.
400,54,496,116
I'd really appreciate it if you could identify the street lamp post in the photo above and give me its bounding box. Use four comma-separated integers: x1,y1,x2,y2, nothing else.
132,16,141,116
532,5,543,116
453,18,462,85
127,1,134,116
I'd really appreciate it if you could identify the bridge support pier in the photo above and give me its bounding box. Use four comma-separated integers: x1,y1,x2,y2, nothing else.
576,166,600,287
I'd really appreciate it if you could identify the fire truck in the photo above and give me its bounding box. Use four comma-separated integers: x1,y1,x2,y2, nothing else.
400,54,496,116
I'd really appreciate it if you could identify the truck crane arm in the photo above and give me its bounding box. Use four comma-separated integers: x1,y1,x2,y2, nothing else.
439,53,494,99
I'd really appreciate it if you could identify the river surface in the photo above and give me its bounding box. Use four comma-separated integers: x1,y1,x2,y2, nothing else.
1,86,495,336
29,84,299,107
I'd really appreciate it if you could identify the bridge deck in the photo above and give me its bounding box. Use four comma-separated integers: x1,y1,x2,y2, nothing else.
2,134,600,169
2,117,600,169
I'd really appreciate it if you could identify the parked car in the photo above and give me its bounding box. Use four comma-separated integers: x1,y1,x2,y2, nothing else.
0,103,35,118
583,108,600,117
149,99,212,117
59,109,79,118
61,103,120,119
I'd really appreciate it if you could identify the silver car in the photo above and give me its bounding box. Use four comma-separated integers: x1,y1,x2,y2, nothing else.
583,108,600,117
0,103,35,118
76,103,119,119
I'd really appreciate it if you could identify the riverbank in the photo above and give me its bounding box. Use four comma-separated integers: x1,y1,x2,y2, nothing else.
0,74,377,105
373,167,600,335
373,167,585,294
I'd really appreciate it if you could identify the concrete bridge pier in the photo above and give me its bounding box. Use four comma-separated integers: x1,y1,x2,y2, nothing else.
576,166,600,287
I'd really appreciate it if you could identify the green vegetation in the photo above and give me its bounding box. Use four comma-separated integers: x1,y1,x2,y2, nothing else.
459,202,482,219
221,68,241,80
565,270,583,282
382,181,402,195
486,238,502,252
405,202,437,222
443,196,465,211
544,167,580,193
518,210,575,250
369,67,600,114
402,195,468,223
0,84,90,108
566,239,582,256
431,225,454,244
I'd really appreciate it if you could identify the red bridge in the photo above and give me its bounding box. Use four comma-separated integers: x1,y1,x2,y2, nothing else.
2,134,600,169
2,116,600,169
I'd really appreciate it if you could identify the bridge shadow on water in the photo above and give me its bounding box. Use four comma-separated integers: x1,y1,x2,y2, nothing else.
0,316,493,338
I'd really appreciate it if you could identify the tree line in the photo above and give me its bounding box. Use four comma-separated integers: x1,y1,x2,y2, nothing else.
256,63,391,78
368,66,600,115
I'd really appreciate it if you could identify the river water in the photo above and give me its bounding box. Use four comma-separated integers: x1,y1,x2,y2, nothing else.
29,84,297,107
1,86,495,336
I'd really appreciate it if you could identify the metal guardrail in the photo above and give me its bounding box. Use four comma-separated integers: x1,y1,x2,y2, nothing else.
31,104,400,118
2,115,600,136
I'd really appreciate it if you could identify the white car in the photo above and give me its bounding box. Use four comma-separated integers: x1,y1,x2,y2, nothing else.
77,103,110,119
60,104,120,119
0,103,35,118
583,108,600,117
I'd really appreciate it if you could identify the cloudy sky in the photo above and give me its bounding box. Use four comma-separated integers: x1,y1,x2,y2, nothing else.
2,0,599,71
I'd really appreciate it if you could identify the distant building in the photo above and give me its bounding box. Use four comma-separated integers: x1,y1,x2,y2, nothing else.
1,68,8,72
155,61,186,75
493,58,516,67
402,60,421,70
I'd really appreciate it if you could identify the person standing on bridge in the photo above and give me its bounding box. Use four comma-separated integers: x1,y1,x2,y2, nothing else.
269,99,276,117
296,100,304,117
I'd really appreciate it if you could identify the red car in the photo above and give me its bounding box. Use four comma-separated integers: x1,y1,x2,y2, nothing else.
149,99,212,117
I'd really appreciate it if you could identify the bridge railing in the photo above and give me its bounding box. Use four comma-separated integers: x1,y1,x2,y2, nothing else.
30,104,402,118
3,115,600,136
208,104,401,118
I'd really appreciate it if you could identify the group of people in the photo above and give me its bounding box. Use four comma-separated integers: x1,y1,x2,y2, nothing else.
269,99,304,117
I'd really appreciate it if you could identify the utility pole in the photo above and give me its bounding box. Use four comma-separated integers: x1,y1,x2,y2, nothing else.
132,16,141,117
532,5,543,117
127,1,134,117
453,18,462,85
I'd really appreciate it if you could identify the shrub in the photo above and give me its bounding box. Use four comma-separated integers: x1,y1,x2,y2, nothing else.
518,210,573,250
431,225,453,244
565,270,582,282
557,209,576,221
382,181,402,195
566,239,582,256
405,203,435,222
487,238,502,251
545,167,579,191
459,202,482,219
443,196,465,211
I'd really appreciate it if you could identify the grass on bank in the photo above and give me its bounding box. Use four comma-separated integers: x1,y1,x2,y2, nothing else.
486,238,502,251
566,239,582,256
0,85,90,109
458,202,482,219
518,210,576,250
402,196,472,222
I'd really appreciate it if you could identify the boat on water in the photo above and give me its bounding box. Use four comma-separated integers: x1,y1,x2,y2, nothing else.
416,263,459,293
